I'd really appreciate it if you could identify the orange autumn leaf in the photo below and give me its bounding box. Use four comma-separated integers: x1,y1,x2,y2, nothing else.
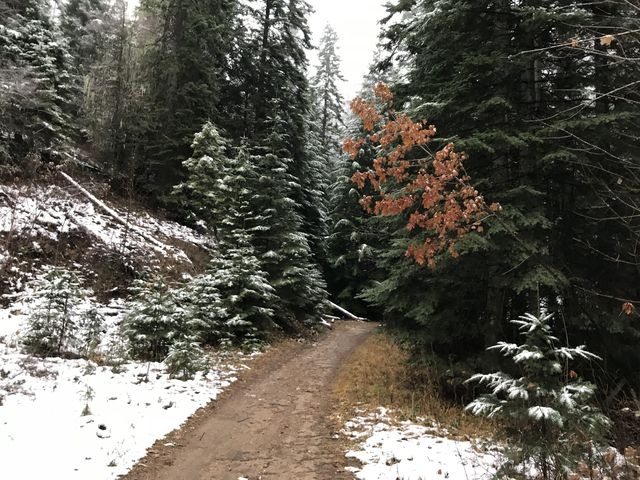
622,302,636,316
343,83,499,267
600,34,615,46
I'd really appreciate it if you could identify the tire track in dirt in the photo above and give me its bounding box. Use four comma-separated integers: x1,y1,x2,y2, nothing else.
122,320,376,480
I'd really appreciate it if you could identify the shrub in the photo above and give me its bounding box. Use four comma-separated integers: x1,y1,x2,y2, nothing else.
21,266,88,356
164,338,207,380
466,312,611,479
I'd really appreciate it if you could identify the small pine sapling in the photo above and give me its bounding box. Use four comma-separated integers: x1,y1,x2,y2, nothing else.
175,273,227,345
81,383,95,416
79,304,105,360
21,266,88,357
164,338,207,380
124,276,181,362
466,313,611,479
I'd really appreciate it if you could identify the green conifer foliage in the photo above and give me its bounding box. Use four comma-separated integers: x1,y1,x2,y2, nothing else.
172,122,229,231
248,121,328,327
366,0,640,378
21,267,89,357
310,24,345,165
467,313,611,479
175,273,227,345
165,339,207,380
60,0,110,74
137,0,243,196
207,234,277,342
80,0,143,181
124,276,181,361
0,0,76,173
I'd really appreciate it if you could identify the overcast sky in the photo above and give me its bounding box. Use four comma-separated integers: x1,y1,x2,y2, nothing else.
307,0,387,100
126,0,387,100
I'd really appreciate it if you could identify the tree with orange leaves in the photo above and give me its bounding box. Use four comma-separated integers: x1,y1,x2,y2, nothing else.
344,83,500,267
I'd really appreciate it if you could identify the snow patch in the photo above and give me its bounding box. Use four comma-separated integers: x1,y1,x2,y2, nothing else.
343,409,499,480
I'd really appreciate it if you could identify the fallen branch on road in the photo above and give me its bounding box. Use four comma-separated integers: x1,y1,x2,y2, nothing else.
327,301,367,321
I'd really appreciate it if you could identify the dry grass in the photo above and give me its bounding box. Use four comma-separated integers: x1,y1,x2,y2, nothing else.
332,330,492,438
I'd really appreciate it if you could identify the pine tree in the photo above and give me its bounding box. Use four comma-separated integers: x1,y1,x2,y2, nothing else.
365,0,640,377
0,0,77,173
124,276,181,361
249,120,328,327
172,134,279,342
304,25,346,267
239,0,312,143
310,24,345,167
81,0,144,182
136,0,242,197
228,0,329,268
176,272,227,345
79,304,105,359
21,267,88,357
172,122,229,231
165,339,207,380
466,313,611,479
60,0,110,74
207,233,277,343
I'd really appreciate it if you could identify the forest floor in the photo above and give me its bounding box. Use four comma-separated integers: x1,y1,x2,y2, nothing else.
121,320,377,480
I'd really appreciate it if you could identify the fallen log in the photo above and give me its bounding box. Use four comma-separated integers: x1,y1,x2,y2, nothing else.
57,168,185,258
327,301,367,321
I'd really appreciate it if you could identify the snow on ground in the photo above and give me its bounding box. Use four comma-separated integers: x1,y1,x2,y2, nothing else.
0,347,244,479
0,289,254,480
343,408,500,480
0,182,245,479
0,183,212,265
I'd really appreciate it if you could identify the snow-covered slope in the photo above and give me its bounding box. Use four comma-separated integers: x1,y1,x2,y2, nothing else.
0,183,211,267
0,180,243,480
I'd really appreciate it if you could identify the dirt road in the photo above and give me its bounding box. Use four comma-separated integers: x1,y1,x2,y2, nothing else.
123,320,376,480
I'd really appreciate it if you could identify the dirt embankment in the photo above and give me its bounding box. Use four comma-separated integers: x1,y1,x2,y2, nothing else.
122,320,376,480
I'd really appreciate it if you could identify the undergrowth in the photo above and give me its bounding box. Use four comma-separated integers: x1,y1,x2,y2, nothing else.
332,329,491,438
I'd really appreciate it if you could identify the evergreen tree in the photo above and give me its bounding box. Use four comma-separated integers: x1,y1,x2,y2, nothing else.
172,131,279,341
249,121,328,327
136,0,242,197
81,0,144,182
304,25,346,267
0,0,76,174
124,276,181,361
207,233,277,342
310,24,345,167
165,339,207,380
21,267,88,357
79,304,105,359
229,1,328,267
467,313,611,479
172,122,228,231
238,0,312,144
364,0,640,379
176,272,227,345
60,0,110,74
